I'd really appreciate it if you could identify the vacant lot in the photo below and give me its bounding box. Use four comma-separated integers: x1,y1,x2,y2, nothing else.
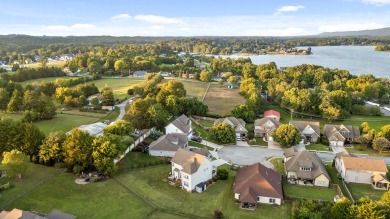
203,84,245,116
164,79,209,99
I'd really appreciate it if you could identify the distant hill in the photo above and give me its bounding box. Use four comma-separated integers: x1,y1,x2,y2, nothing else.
318,27,390,37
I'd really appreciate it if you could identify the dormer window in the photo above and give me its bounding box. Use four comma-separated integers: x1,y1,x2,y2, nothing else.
341,132,346,136
300,167,311,171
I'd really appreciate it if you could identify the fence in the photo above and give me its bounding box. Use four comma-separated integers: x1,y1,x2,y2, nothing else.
190,115,216,131
114,127,156,164
341,180,355,204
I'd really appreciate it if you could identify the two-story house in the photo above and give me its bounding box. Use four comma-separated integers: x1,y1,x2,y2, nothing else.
171,148,214,193
284,150,330,187
335,150,389,190
214,117,248,141
165,114,193,139
323,124,361,146
254,118,281,140
290,121,320,143
263,110,281,121
149,133,188,157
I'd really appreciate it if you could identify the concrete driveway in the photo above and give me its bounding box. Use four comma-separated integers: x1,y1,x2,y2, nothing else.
217,146,283,165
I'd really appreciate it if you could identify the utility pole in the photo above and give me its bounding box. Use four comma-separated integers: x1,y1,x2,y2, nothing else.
290,109,294,121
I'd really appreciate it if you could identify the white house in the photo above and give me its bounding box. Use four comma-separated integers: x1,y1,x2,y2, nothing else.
214,117,247,141
133,71,147,78
171,148,214,193
165,114,193,139
323,124,361,146
149,133,188,157
284,150,330,187
335,150,389,190
234,163,283,209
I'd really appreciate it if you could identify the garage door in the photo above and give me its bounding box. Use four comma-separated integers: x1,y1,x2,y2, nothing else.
337,141,344,147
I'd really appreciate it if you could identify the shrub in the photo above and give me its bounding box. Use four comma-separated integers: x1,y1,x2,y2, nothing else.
356,145,364,151
217,168,229,180
149,130,164,140
213,209,223,219
248,139,256,145
73,165,83,174
212,176,219,182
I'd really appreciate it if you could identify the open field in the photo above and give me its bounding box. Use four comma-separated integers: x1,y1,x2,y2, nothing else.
203,84,245,116
78,78,144,99
20,76,70,87
22,61,67,69
165,78,209,99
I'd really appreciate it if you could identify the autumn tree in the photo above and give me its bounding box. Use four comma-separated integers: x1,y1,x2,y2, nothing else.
200,70,212,82
156,80,186,104
273,124,301,148
39,132,65,165
7,89,23,112
372,137,390,154
0,88,9,111
62,129,94,170
101,87,115,106
103,120,133,136
2,150,29,178
210,123,236,144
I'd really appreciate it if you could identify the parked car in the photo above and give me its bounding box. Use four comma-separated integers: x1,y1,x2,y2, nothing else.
191,136,202,142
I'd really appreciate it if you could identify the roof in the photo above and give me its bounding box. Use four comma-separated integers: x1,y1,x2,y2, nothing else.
283,147,297,158
191,147,211,157
234,163,283,203
341,156,388,172
335,149,356,159
290,121,320,136
133,70,147,75
214,117,247,133
0,209,76,219
149,133,188,151
254,118,281,127
264,110,281,118
77,122,108,136
171,148,206,174
285,150,330,180
323,124,361,140
372,174,390,183
168,114,191,134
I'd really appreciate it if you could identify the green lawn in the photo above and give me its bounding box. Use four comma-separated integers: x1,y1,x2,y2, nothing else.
172,79,209,99
269,158,285,175
250,137,268,146
0,112,24,121
198,119,214,127
115,165,291,219
20,76,70,87
283,181,338,201
34,113,100,135
306,144,328,151
325,164,348,198
188,141,214,151
347,183,386,201
346,145,390,156
116,151,169,171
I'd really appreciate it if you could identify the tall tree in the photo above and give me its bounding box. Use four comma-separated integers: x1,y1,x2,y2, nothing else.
101,87,115,106
372,137,390,154
200,70,212,82
210,123,236,144
0,88,9,111
62,129,94,169
2,150,29,179
39,132,65,165
7,89,23,112
273,124,301,148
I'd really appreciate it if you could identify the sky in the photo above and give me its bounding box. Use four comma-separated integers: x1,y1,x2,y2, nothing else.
1,0,390,36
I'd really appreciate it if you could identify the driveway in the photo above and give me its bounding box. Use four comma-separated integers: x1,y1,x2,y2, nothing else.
218,146,283,165
114,95,139,122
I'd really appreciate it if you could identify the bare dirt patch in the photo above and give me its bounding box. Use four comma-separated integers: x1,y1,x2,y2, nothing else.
203,84,245,116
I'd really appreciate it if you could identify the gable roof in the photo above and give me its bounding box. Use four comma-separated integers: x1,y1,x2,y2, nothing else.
214,117,247,132
234,163,283,203
285,150,330,180
169,114,191,134
290,121,320,136
191,147,211,157
149,133,188,151
171,148,206,174
323,124,361,139
264,110,281,118
283,147,297,158
0,209,76,219
341,156,388,172
335,149,356,159
254,118,281,127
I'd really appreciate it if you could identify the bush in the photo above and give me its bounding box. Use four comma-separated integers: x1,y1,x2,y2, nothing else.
149,130,164,140
73,165,84,174
248,139,256,145
216,168,229,180
356,145,364,151
212,176,219,182
54,162,66,169
213,209,223,219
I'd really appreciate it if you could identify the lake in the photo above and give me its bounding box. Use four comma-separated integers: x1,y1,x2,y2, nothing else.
223,46,390,78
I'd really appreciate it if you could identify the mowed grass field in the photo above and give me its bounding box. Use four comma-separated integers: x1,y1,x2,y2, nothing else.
20,76,70,87
203,84,246,116
164,78,209,99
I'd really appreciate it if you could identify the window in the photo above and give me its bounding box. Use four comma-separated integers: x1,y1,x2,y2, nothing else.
355,176,359,182
183,181,189,187
269,198,276,204
257,197,260,202
300,167,311,171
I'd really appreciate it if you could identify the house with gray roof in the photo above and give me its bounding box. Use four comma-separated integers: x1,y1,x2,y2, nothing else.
165,114,193,139
290,121,320,143
171,148,214,193
149,133,188,157
323,124,361,146
214,117,247,141
234,163,283,209
254,118,281,140
0,208,76,219
284,150,330,187
132,70,147,78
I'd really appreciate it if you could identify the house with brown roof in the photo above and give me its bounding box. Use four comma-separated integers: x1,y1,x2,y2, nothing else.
149,133,188,157
214,117,248,141
171,148,214,193
263,110,281,121
284,150,330,187
323,124,361,146
254,118,281,140
234,163,283,209
290,121,320,143
165,114,193,139
335,150,389,190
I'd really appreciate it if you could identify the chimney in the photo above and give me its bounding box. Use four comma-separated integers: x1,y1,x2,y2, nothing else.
194,157,198,167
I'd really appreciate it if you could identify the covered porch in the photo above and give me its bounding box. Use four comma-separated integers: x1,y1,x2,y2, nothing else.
240,202,256,210
372,174,390,191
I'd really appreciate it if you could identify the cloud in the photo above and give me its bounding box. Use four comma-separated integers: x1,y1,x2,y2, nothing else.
111,14,132,21
150,25,165,30
275,5,304,15
318,23,384,32
362,0,390,5
134,15,182,24
44,23,95,32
